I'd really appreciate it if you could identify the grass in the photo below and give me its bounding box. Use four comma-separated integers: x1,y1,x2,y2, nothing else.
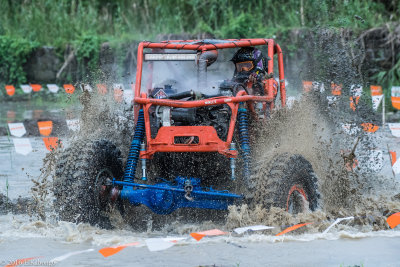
0,0,395,46
0,1,399,93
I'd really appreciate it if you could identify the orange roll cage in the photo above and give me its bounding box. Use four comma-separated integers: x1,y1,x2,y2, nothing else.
133,39,286,159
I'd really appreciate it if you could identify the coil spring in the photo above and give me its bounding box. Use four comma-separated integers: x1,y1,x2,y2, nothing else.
123,109,145,182
238,106,251,178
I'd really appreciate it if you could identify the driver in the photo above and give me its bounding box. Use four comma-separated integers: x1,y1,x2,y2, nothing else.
231,47,276,97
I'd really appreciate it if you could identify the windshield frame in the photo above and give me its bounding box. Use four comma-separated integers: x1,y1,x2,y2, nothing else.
134,39,276,98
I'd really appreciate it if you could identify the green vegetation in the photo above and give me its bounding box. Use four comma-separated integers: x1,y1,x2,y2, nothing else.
1,0,397,44
0,36,38,85
0,0,399,88
74,35,103,81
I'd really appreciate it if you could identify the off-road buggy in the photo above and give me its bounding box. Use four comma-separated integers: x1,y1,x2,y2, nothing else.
53,39,319,226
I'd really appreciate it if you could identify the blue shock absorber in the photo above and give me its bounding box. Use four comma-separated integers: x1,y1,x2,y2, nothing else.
124,109,145,182
238,105,251,179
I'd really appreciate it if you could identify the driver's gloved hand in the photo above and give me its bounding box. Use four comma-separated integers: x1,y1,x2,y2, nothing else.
248,72,258,83
248,72,265,83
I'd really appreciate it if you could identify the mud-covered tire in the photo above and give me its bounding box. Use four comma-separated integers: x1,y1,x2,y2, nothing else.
53,139,123,227
253,153,320,213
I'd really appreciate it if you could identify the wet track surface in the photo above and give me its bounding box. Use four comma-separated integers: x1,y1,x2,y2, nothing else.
0,98,400,266
0,213,400,267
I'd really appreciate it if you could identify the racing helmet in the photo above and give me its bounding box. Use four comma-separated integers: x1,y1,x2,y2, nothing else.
231,47,267,74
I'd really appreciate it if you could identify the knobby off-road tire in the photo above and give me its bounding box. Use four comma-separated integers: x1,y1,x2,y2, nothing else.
53,139,123,227
253,153,320,213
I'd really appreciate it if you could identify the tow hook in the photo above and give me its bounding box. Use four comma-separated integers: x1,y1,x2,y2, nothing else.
184,179,194,201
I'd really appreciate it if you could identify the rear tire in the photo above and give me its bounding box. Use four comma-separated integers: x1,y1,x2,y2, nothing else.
53,139,123,227
253,153,320,213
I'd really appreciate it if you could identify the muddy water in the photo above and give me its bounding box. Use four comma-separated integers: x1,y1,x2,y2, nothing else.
2,217,398,267
225,95,400,234
0,137,48,199
1,88,400,266
0,100,81,135
0,214,400,267
0,99,80,199
0,98,399,266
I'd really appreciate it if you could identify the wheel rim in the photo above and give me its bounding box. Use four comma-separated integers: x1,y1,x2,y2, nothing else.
286,184,309,214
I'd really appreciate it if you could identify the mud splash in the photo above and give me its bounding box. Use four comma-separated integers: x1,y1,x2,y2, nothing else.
26,83,400,233
26,82,134,222
76,85,134,157
223,26,400,232
226,92,400,233
25,31,400,235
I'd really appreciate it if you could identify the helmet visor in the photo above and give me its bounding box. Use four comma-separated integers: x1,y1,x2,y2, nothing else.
235,61,254,72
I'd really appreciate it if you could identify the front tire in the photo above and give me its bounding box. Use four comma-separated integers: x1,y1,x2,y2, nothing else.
253,153,320,213
53,139,123,227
